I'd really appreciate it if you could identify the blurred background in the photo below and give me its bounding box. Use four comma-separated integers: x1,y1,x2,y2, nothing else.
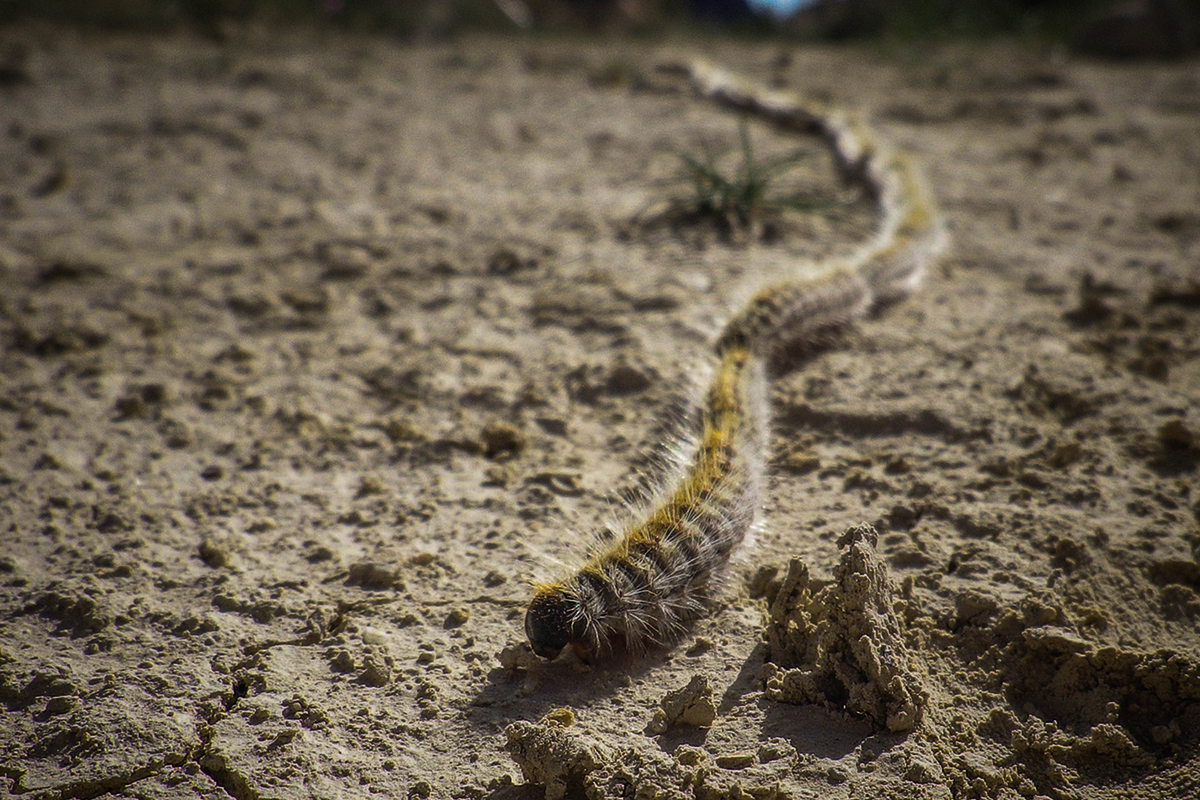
0,0,1195,57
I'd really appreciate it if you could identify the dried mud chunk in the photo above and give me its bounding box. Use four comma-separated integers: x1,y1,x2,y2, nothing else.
496,640,541,671
346,561,403,591
43,695,78,715
158,417,193,449
764,523,927,732
487,248,537,276
317,240,377,280
34,591,110,635
359,653,392,687
355,474,387,498
1007,366,1096,425
692,759,791,800
1150,277,1200,308
504,710,612,800
1157,418,1196,451
382,418,427,444
645,675,716,734
11,321,108,356
531,284,627,334
1048,723,1154,770
280,286,329,315
480,420,526,460
198,538,231,568
1022,625,1091,654
564,360,657,404
327,648,355,673
713,752,754,770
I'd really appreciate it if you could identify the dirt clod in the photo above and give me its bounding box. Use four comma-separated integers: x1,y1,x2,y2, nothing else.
645,675,717,734
504,710,612,800
764,524,928,732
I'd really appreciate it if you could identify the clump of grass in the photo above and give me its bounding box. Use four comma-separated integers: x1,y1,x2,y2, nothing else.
640,118,836,243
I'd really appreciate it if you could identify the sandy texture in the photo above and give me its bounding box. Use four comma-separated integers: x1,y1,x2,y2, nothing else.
1,24,1198,799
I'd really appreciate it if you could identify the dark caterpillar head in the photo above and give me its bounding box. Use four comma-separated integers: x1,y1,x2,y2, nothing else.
525,586,583,661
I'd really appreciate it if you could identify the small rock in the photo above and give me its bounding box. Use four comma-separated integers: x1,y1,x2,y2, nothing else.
383,418,426,443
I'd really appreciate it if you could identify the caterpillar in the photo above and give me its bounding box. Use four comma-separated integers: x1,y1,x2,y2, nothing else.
523,58,947,663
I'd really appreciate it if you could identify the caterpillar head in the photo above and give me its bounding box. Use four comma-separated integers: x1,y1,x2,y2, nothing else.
525,585,583,661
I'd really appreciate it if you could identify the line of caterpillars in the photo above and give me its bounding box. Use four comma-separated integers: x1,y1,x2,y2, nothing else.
525,58,948,662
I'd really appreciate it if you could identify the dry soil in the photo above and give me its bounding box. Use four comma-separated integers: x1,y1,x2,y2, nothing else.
1,24,1199,800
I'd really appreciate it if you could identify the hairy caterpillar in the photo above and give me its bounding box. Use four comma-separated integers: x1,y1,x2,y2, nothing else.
524,58,946,662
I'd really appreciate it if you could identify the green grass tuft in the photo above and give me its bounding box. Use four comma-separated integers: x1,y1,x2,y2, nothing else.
643,119,837,242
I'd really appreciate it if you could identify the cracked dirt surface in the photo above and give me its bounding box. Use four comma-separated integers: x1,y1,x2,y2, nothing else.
1,24,1199,800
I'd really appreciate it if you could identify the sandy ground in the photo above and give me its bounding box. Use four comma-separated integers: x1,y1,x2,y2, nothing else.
1,23,1198,800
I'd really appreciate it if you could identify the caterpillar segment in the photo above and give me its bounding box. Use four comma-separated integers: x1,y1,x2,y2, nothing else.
524,58,947,662
716,268,872,358
859,153,947,306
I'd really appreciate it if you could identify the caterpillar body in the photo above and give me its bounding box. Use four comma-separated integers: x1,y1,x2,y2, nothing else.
524,58,947,663
526,345,767,661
